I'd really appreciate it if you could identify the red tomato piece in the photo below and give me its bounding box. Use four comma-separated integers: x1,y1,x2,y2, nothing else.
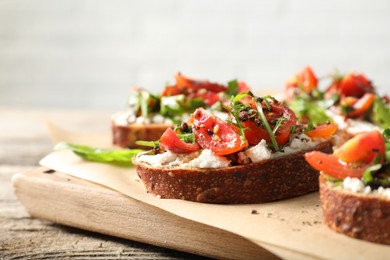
193,90,220,106
161,85,182,96
238,81,251,93
159,128,200,154
242,120,267,145
340,73,374,98
301,66,318,92
324,80,342,99
306,123,338,138
346,93,375,118
175,73,227,93
242,102,297,146
333,130,385,164
190,108,248,155
285,66,318,99
304,151,367,179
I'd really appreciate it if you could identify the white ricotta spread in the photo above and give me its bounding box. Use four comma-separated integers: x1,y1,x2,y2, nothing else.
137,149,231,169
112,109,229,126
271,133,323,159
343,177,390,199
326,110,382,135
111,110,177,126
184,149,231,168
137,151,178,167
246,140,272,163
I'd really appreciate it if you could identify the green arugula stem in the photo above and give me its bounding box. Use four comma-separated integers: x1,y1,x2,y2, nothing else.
256,99,280,152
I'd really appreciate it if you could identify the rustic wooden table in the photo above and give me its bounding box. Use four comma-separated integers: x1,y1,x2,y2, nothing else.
0,107,208,259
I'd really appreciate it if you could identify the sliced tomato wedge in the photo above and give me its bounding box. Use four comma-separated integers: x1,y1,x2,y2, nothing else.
340,73,374,98
159,128,200,154
306,123,338,138
346,93,375,118
324,80,341,99
238,81,251,93
175,73,227,93
242,102,297,146
285,66,318,99
301,66,318,92
161,85,182,97
193,90,220,106
333,130,385,164
190,108,248,155
304,151,367,179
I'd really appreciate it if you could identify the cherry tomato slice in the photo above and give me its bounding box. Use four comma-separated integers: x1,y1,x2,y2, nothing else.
161,85,182,97
175,73,227,93
190,108,248,155
333,130,385,164
238,81,251,93
285,66,318,99
306,123,338,138
305,151,367,179
346,93,375,118
340,73,374,98
242,102,297,146
159,128,201,154
301,66,318,92
193,90,220,106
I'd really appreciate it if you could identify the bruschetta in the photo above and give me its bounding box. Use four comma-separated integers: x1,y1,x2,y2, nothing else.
112,73,250,148
284,66,389,146
133,93,335,204
305,129,390,244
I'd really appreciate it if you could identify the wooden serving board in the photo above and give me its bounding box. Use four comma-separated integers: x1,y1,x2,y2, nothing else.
12,167,280,260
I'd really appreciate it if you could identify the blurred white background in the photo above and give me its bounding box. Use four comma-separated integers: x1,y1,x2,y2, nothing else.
1,0,389,110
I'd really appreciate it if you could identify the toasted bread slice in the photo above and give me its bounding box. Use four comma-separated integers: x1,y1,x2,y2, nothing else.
133,141,332,204
112,122,170,148
319,176,390,245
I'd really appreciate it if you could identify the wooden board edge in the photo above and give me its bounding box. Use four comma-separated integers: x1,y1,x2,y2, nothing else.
12,167,280,260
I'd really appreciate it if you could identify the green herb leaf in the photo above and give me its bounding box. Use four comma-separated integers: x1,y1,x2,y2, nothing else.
372,96,390,129
255,99,280,151
135,140,160,148
227,80,239,96
229,93,254,142
189,98,206,110
232,92,252,104
362,164,382,184
127,90,160,117
160,94,185,120
55,142,144,166
177,133,196,143
273,118,287,134
288,96,332,126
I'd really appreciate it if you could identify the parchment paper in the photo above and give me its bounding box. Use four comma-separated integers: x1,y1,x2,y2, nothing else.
40,122,390,259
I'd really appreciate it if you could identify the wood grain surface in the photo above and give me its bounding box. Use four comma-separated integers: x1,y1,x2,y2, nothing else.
0,107,214,259
12,167,277,260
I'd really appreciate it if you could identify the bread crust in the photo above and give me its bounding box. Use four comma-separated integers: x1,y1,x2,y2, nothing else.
133,141,332,204
112,122,170,148
320,176,390,245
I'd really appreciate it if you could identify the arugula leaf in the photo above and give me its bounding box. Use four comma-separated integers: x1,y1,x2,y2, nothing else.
256,98,280,151
177,133,196,143
227,80,239,96
135,140,160,148
160,94,185,119
383,128,390,162
229,93,253,141
273,118,287,134
372,96,390,129
189,98,206,110
362,164,382,184
128,90,160,117
55,142,144,166
288,96,332,126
